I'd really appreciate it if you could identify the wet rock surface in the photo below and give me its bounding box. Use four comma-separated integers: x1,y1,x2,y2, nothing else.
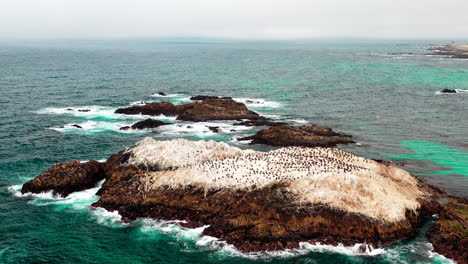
427,194,468,264
21,160,105,197
238,125,354,147
115,98,263,122
120,119,169,130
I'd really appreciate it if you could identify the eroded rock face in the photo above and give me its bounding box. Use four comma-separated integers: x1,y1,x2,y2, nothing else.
239,125,353,147
93,175,437,252
427,195,468,264
115,98,263,122
21,160,105,197
120,119,168,130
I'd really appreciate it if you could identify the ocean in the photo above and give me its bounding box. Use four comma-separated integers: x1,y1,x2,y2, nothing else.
0,39,466,263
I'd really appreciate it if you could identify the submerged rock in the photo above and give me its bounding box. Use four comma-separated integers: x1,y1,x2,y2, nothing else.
71,124,83,129
207,126,220,133
21,160,105,197
238,125,353,147
120,119,168,130
115,98,263,122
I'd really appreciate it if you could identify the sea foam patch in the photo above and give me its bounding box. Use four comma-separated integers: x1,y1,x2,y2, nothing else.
156,122,253,138
233,98,281,108
50,120,144,134
36,106,122,120
195,237,386,260
9,180,104,210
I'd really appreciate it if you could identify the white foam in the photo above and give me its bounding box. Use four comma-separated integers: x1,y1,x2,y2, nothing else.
157,122,252,137
196,238,386,259
50,120,142,134
91,207,125,227
9,180,104,210
36,106,122,120
288,118,309,124
134,218,390,260
233,98,281,108
383,241,455,264
138,218,207,240
130,101,153,106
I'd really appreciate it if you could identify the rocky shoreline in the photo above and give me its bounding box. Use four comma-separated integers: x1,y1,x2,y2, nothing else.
17,95,468,263
428,44,468,59
238,125,353,147
20,137,468,263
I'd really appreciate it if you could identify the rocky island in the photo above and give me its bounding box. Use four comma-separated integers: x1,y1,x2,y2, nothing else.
428,44,468,59
115,97,264,122
21,137,467,263
239,125,354,147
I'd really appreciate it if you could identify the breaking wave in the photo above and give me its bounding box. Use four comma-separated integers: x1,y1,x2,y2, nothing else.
9,183,454,263
233,98,281,108
8,180,104,210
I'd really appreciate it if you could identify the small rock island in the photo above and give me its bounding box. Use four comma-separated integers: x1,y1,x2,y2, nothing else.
428,44,468,59
21,137,467,263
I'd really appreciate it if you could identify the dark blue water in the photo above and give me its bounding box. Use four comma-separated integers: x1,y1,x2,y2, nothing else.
1,39,466,263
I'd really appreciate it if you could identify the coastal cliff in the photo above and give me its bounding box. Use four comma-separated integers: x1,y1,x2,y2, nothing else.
20,137,467,262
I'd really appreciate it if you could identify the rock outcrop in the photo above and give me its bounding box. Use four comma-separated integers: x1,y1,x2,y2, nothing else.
428,44,468,59
20,137,467,261
115,98,263,122
238,125,353,147
427,194,468,264
90,139,436,253
439,89,457,94
120,119,168,130
21,160,105,197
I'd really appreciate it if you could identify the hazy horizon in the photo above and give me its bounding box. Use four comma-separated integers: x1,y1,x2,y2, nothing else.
2,0,468,40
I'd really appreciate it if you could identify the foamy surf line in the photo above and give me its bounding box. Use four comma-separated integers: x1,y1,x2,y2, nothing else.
8,180,104,210
9,184,454,263
50,120,152,134
157,122,253,137
233,98,281,108
132,217,389,260
35,106,178,121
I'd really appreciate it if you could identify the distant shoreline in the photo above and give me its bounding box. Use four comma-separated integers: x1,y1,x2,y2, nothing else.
429,43,468,58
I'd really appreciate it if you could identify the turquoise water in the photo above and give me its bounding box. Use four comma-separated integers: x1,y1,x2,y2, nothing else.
1,39,467,263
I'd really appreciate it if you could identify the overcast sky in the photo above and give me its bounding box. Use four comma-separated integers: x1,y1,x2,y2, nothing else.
1,0,467,39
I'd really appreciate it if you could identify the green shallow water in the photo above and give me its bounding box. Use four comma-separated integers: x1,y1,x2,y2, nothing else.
0,39,467,263
390,141,468,177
